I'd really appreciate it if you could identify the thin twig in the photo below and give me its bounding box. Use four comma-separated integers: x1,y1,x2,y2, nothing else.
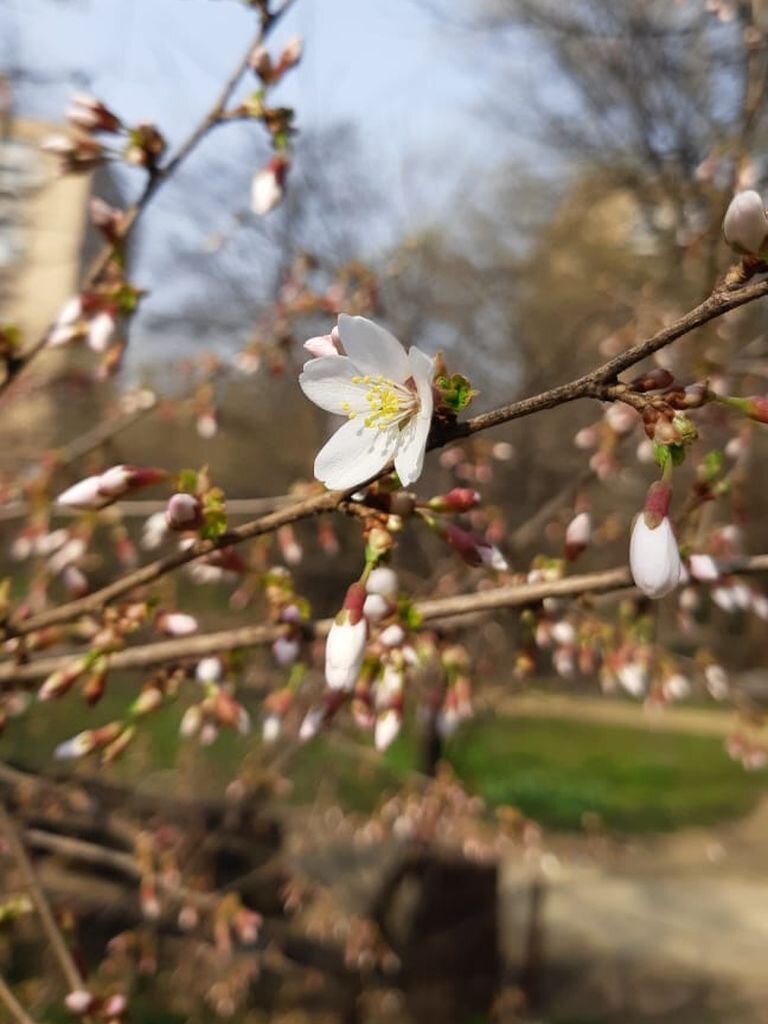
0,496,295,522
0,803,84,992
0,973,40,1024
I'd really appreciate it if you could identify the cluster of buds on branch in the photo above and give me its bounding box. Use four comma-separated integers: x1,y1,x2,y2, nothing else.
237,36,303,214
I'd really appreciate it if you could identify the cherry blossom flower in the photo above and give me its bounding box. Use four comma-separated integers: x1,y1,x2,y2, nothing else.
299,315,435,490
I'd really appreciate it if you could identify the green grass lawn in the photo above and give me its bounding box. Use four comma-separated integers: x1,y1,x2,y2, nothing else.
443,715,768,832
2,692,765,834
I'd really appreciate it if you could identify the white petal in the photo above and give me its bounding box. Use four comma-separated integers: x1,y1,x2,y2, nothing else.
314,418,398,490
394,413,431,486
392,346,434,486
299,356,370,415
337,315,410,382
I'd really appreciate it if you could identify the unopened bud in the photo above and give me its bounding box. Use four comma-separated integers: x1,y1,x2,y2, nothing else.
165,492,204,531
723,189,768,255
427,488,481,514
628,368,674,393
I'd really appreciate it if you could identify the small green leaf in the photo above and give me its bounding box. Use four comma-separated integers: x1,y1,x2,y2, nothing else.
201,488,228,540
436,374,477,414
177,469,199,495
699,449,724,484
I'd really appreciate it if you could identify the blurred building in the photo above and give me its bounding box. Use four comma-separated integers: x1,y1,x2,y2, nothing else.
0,90,99,469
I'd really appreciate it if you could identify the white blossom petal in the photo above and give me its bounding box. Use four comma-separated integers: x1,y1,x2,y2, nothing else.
337,314,410,382
298,356,370,415
314,417,399,491
394,413,430,486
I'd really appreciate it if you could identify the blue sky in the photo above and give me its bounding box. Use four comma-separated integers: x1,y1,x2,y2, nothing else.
6,0,497,218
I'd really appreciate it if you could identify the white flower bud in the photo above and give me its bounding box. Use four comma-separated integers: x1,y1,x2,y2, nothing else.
375,709,401,751
195,657,222,684
86,310,115,352
272,636,300,666
378,624,405,649
723,190,768,255
299,706,324,742
65,990,95,1015
366,566,398,600
688,553,720,581
629,515,681,599
157,612,199,637
565,511,591,560
325,617,367,691
363,593,389,623
56,475,108,510
142,511,169,550
262,713,282,744
251,160,287,215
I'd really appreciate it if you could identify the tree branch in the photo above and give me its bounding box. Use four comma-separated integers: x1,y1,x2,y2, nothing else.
0,974,40,1024
3,269,768,641
4,555,768,688
0,0,298,399
0,803,84,992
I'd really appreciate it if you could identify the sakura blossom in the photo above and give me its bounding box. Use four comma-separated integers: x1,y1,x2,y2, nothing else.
299,315,435,490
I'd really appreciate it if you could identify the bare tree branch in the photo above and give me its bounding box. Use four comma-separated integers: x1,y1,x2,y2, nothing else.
4,554,768,688
0,0,299,399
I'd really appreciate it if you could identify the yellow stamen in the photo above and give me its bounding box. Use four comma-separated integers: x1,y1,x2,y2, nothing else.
347,374,418,431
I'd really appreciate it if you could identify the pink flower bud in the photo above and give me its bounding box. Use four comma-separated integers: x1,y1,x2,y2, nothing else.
272,635,300,666
723,189,768,255
103,995,128,1018
278,35,304,70
248,45,273,79
303,326,343,359
741,395,768,423
427,488,481,514
165,492,204,531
